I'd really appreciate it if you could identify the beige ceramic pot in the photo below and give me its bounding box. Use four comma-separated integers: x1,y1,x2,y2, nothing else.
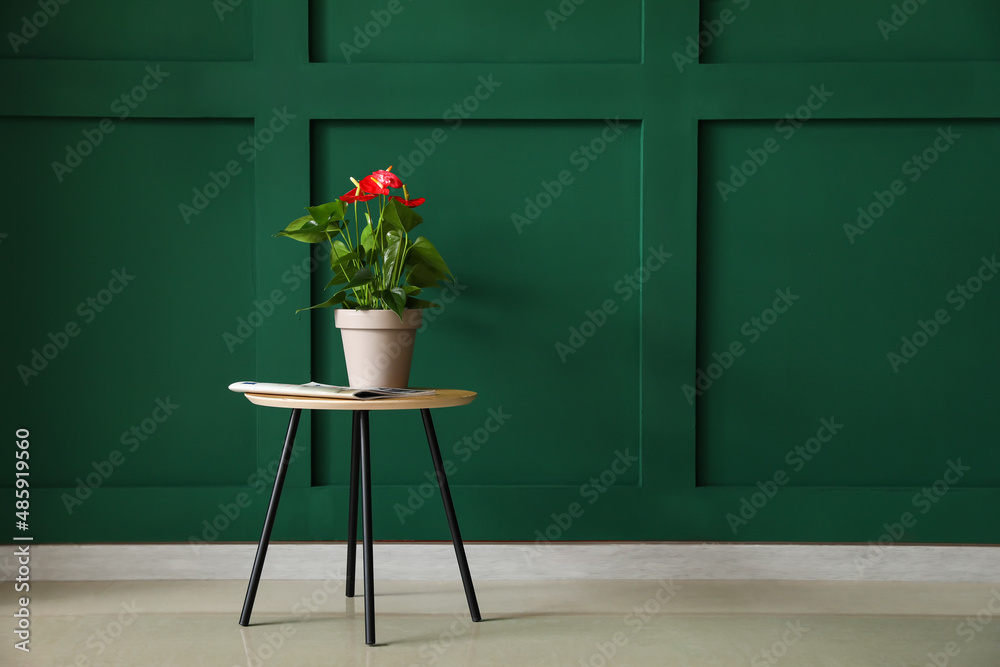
334,309,422,388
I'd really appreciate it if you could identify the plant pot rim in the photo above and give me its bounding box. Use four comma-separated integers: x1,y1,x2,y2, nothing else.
334,308,422,330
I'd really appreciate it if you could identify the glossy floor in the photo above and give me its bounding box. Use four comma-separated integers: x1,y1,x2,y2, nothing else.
3,579,999,666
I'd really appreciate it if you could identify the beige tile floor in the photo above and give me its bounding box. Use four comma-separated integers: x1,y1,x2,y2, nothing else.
2,579,999,666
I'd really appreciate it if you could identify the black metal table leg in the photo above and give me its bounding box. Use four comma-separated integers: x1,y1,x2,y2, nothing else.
346,411,361,597
359,410,376,645
420,408,482,622
239,408,302,626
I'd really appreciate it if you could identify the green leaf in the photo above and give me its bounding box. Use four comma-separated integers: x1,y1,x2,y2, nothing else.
380,215,404,238
329,240,359,268
277,218,342,244
405,297,437,309
276,227,331,243
326,262,357,289
331,251,360,267
306,201,346,225
330,239,353,256
283,214,319,232
325,275,347,290
381,287,407,319
347,266,375,289
278,205,347,244
382,198,424,232
360,224,375,254
405,263,445,288
295,290,346,313
406,236,453,280
358,224,378,270
328,248,359,287
382,230,404,287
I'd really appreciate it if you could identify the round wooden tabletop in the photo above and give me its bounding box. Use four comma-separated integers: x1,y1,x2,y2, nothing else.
243,388,477,411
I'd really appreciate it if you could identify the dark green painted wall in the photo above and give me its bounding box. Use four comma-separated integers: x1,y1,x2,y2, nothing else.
2,1,998,546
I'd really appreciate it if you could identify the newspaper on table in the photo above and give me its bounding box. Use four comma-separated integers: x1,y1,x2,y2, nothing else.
229,381,435,400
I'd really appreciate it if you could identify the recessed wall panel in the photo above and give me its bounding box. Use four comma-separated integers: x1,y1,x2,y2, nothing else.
309,119,643,486
696,119,1000,487
0,0,252,61
700,0,1000,63
0,117,257,487
310,0,642,63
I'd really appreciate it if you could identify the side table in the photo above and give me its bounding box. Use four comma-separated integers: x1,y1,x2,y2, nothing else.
236,389,482,645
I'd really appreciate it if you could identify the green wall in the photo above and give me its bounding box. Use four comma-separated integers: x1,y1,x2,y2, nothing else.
2,1,999,546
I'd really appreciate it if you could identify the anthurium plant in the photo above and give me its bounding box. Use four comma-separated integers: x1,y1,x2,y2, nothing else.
277,167,453,319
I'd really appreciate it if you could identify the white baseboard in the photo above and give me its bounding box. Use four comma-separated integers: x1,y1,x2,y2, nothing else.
4,542,998,583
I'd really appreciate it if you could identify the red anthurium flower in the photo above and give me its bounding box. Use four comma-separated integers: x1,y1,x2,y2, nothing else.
357,175,389,195
340,187,377,203
371,168,402,189
391,196,425,208
340,173,389,203
391,183,424,207
280,164,447,314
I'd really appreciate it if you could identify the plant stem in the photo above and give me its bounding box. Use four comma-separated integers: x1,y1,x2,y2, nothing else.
394,232,409,289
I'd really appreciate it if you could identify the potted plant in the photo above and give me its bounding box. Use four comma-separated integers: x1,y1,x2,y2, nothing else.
276,166,453,388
